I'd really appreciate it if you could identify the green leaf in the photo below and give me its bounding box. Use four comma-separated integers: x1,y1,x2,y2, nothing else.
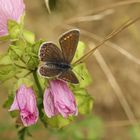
45,115,74,128
3,94,14,109
50,115,104,140
73,63,92,88
8,20,21,40
74,89,93,114
23,29,35,44
18,128,31,140
0,53,12,65
0,35,10,41
26,55,39,70
72,41,92,87
0,64,19,83
38,74,48,90
23,45,39,70
8,45,24,61
33,40,44,55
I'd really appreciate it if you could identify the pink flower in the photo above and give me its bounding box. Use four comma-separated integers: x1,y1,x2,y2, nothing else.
9,85,39,127
0,0,25,36
43,80,78,118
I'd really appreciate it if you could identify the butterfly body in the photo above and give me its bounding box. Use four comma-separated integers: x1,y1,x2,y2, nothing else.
38,29,80,84
45,62,71,70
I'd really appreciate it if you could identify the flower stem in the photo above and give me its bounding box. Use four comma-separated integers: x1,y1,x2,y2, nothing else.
32,70,43,97
32,70,47,127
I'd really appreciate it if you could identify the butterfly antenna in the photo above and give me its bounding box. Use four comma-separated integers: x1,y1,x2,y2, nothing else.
73,16,140,65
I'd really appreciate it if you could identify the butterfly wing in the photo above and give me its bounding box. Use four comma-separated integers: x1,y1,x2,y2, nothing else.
39,42,63,62
59,29,80,63
38,66,62,78
58,70,79,84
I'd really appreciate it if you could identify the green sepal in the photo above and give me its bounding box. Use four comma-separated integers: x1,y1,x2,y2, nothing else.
14,78,34,90
44,115,74,128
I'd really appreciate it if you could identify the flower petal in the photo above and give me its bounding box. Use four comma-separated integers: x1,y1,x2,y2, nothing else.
50,80,78,118
0,0,25,36
9,95,19,111
43,88,58,118
9,84,39,126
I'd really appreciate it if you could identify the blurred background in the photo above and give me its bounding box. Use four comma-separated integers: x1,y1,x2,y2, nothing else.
0,0,140,139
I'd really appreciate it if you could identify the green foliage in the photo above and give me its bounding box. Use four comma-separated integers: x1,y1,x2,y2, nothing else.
72,41,92,87
73,41,86,63
8,20,22,40
74,89,93,114
15,78,34,89
3,94,14,109
0,64,19,83
0,35,10,41
22,41,42,70
73,63,92,88
129,126,140,140
18,128,32,140
48,115,104,140
23,29,35,44
8,45,24,61
0,53,12,64
1,17,94,140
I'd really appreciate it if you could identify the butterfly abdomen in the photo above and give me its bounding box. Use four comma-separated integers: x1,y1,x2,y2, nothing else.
46,62,71,70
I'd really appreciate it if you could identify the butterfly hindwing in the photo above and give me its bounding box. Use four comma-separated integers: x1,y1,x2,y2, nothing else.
59,29,80,63
58,70,79,84
39,42,63,62
38,66,61,77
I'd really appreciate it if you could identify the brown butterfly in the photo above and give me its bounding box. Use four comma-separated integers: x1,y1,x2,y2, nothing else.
38,29,80,84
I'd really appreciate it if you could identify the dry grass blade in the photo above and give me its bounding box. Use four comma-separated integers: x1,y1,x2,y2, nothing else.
63,25,140,65
66,0,140,24
44,0,51,14
72,16,140,65
66,9,114,24
91,47,140,137
82,29,140,65
86,0,140,15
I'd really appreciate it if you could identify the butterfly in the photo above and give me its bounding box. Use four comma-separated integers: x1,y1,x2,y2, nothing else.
38,29,80,84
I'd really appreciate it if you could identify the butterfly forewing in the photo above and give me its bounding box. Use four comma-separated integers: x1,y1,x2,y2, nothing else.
39,42,63,62
58,70,79,84
38,66,61,77
59,29,80,63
